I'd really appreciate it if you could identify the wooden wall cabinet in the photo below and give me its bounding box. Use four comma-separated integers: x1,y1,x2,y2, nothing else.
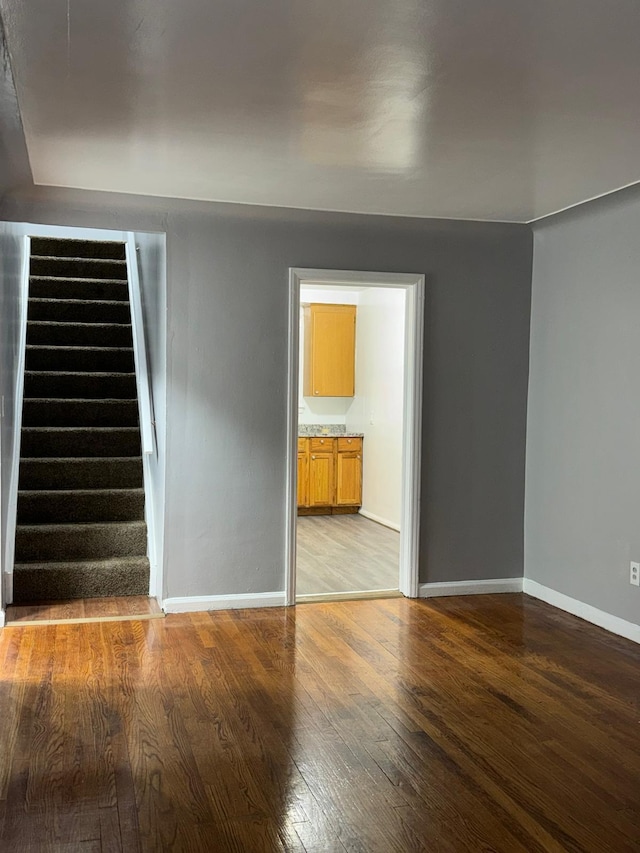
297,437,363,514
303,304,356,397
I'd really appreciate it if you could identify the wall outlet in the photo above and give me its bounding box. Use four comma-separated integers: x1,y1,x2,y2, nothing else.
630,562,640,587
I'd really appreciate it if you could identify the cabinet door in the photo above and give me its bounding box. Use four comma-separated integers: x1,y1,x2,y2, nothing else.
308,452,335,506
297,452,309,507
336,451,362,506
304,304,356,397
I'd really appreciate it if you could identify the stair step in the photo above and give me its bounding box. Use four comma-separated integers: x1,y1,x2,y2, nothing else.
22,399,139,427
26,346,135,373
28,298,132,324
15,520,147,562
30,257,128,280
24,370,137,399
19,457,143,490
29,276,130,301
12,556,149,603
21,427,141,457
30,238,126,260
17,488,145,523
27,321,133,347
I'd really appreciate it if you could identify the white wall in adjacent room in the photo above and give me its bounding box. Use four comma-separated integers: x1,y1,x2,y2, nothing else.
346,287,405,529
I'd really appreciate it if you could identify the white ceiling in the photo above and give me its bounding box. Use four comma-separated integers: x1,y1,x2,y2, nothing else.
2,0,640,222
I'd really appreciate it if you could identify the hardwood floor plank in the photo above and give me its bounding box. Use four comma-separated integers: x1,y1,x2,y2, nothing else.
0,595,638,851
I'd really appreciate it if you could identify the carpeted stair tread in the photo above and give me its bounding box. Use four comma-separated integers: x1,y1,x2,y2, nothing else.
21,426,141,457
28,297,132,324
18,488,145,523
22,399,139,427
24,370,137,399
19,457,143,490
27,321,133,347
12,557,149,603
29,277,130,301
30,257,128,280
26,346,135,373
15,520,147,561
30,238,126,260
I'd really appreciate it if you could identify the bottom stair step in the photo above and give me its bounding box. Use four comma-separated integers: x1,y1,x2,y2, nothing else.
12,556,150,603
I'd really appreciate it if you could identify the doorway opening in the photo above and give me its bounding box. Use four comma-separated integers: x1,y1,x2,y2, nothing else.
1,222,166,625
286,269,424,605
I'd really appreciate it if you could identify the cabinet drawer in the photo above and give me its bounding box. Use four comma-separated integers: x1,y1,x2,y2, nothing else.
337,437,362,452
310,437,335,452
297,438,308,453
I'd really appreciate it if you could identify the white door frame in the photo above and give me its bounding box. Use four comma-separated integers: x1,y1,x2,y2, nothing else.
285,267,425,605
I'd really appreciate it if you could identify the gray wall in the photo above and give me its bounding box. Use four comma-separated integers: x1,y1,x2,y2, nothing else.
0,221,27,609
527,186,640,624
0,19,31,200
2,186,532,597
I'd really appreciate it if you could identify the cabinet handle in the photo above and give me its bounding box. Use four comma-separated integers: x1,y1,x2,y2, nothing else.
319,439,324,444
347,439,352,443
314,391,319,395
357,455,360,459
312,455,316,460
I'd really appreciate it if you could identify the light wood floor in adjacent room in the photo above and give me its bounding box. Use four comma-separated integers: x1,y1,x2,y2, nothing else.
0,595,638,851
296,514,399,595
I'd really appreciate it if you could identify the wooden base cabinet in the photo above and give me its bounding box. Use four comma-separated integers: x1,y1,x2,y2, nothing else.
297,451,308,508
308,451,334,507
336,451,362,506
297,437,363,515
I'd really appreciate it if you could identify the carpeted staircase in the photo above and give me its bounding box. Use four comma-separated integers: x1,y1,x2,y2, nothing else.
12,237,150,603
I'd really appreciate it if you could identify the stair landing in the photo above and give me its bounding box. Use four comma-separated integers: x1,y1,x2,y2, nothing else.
5,595,163,626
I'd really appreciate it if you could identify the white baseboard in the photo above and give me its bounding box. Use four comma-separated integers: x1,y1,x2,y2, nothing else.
358,509,401,532
0,609,5,628
419,578,524,598
523,579,640,645
162,591,286,614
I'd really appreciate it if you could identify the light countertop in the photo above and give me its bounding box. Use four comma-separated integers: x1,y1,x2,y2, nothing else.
298,425,364,438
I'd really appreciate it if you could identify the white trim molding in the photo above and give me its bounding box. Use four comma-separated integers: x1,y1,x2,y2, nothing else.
0,609,5,629
162,592,286,613
419,578,524,598
125,235,155,456
286,267,425,605
523,579,640,645
4,235,31,603
297,589,402,604
358,509,401,533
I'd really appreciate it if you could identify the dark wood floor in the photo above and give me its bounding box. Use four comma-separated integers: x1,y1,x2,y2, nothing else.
0,594,638,851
